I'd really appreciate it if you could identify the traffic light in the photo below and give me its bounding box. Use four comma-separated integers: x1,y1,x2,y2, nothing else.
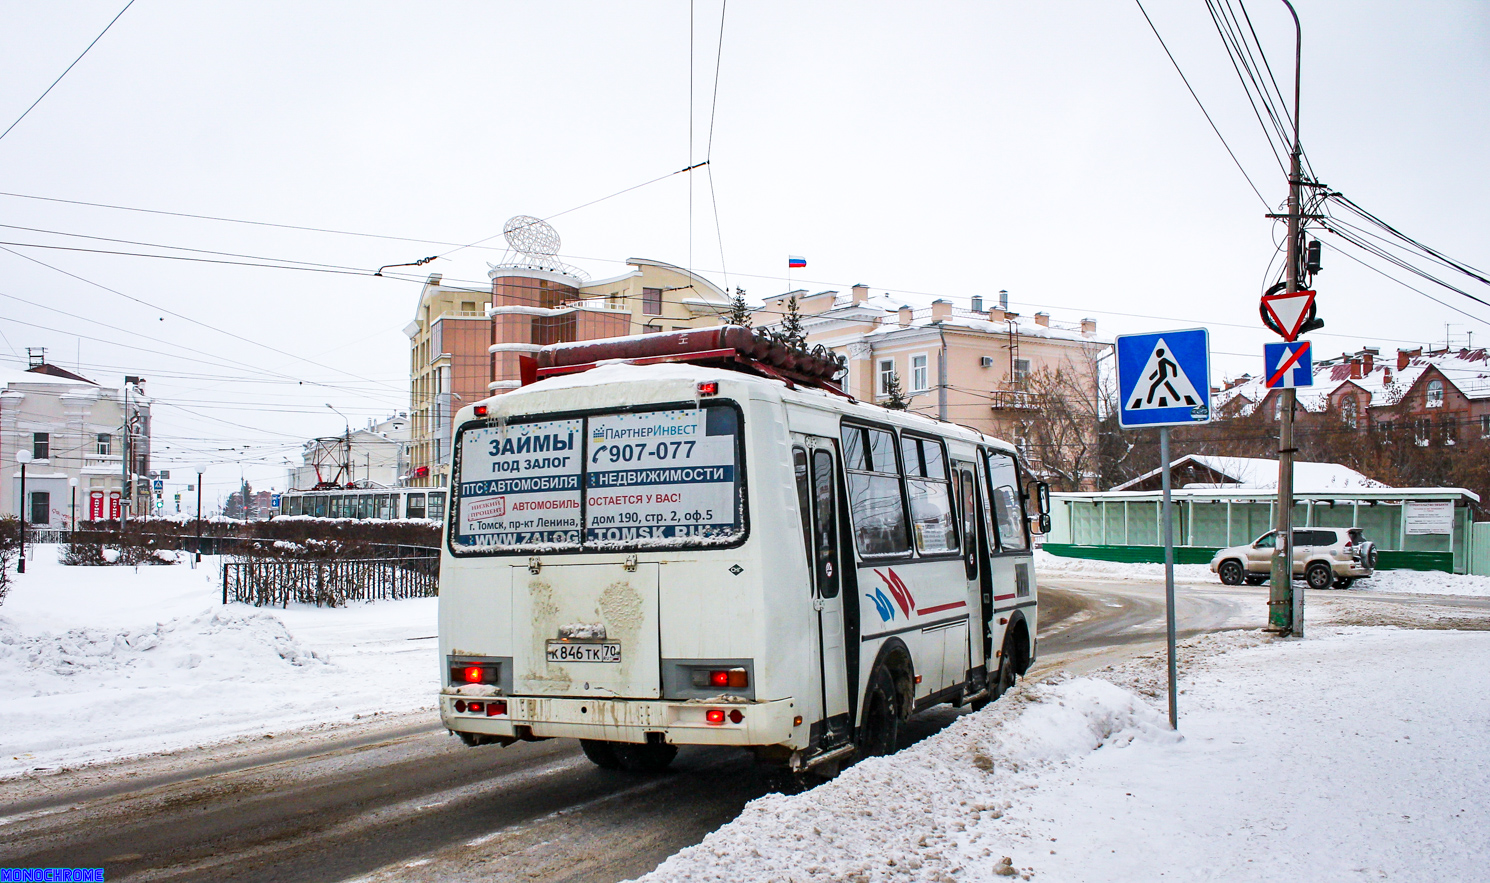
1305,239,1322,275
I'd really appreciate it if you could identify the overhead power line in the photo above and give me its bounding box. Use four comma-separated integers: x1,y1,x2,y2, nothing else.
1132,0,1271,209
0,0,136,144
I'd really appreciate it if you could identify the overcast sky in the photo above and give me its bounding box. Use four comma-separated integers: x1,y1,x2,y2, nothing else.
1,1,1485,503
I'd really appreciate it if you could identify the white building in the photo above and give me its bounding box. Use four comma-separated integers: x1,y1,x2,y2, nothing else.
1,361,152,528
288,413,410,490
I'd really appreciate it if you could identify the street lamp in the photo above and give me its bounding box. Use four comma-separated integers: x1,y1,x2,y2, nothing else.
69,476,78,534
15,450,31,574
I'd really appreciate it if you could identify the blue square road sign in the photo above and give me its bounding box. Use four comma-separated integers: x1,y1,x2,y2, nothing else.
1116,328,1212,429
1263,340,1313,389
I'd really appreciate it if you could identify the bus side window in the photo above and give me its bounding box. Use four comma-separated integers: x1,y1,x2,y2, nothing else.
841,425,910,557
811,450,839,598
429,491,447,521
407,493,426,519
984,451,1029,553
902,435,957,555
793,448,814,594
960,467,978,577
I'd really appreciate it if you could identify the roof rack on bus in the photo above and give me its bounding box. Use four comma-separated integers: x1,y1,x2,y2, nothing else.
519,326,854,399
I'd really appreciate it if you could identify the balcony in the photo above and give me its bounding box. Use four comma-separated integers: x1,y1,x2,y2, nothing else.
989,390,1039,411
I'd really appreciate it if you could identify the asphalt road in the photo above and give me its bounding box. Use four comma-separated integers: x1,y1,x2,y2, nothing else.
2,575,1477,882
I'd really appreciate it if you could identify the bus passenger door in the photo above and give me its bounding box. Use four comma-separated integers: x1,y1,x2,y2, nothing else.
804,443,850,734
957,463,994,672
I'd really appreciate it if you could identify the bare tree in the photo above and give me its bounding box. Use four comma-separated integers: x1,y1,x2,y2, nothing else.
1014,362,1103,491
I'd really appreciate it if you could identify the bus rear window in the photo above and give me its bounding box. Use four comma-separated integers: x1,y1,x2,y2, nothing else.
451,402,745,553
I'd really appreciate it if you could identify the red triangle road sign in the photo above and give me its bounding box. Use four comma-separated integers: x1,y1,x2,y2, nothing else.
1261,289,1316,341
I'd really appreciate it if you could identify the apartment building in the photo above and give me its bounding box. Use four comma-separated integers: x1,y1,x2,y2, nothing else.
405,257,731,488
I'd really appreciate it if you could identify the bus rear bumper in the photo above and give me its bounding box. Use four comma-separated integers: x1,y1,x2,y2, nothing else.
441,694,804,747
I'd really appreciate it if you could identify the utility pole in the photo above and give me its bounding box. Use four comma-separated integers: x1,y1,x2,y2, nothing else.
1269,0,1304,637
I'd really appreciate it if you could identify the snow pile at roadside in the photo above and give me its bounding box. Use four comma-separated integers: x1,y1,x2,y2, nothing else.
638,625,1490,882
0,547,437,777
0,608,326,678
642,678,1179,882
1036,549,1490,597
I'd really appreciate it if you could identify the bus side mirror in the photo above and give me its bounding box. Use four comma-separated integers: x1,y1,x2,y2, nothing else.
1028,481,1051,535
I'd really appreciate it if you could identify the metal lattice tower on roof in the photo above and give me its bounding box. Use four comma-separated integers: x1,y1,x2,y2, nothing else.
489,215,588,281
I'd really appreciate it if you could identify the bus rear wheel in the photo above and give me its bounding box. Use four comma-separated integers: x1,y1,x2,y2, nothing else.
579,739,623,770
858,666,902,758
583,740,677,772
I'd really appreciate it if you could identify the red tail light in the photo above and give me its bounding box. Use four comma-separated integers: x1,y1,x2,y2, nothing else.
454,700,467,713
706,709,726,724
463,666,485,684
487,700,507,717
469,701,485,714
703,668,749,689
474,404,489,416
728,709,744,724
696,381,719,396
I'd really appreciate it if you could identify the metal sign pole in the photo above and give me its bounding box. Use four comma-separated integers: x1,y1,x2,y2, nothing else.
1160,426,1178,729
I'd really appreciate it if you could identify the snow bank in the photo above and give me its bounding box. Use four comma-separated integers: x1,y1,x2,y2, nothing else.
1036,549,1490,597
637,626,1490,882
641,678,1179,882
0,546,437,777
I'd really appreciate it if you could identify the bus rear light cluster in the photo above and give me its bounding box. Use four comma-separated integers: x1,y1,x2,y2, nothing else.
704,708,745,725
693,668,748,689
453,699,508,716
452,664,496,686
474,405,490,416
696,381,719,396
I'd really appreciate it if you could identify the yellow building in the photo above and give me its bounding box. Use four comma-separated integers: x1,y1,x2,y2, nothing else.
757,286,1108,489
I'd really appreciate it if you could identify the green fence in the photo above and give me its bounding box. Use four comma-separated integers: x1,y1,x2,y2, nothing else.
1043,543,1454,572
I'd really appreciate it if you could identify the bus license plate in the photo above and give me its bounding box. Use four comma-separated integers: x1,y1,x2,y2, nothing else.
546,641,621,663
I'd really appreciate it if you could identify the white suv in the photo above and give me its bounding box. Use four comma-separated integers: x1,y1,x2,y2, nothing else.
1210,527,1376,590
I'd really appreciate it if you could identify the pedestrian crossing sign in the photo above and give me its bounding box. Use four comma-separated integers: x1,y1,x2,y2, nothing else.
1116,328,1212,429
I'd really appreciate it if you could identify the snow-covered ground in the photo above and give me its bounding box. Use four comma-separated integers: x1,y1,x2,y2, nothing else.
639,625,1490,882
0,545,437,778
1036,549,1490,597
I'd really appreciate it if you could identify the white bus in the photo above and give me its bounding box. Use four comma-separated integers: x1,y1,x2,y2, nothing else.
437,333,1045,773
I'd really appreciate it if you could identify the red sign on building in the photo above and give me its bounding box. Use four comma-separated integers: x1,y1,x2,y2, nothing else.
108,490,122,521
89,489,105,520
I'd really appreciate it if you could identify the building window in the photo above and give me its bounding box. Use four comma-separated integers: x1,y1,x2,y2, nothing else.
1013,357,1031,383
642,287,663,315
877,359,895,396
1482,415,1490,439
1273,397,1283,420
911,354,929,392
1341,396,1359,429
1426,379,1444,408
1443,417,1458,445
642,323,662,334
1377,419,1393,434
1414,418,1432,445
97,433,112,455
29,491,50,526
32,432,49,460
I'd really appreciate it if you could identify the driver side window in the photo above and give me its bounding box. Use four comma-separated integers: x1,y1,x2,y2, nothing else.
1255,532,1276,549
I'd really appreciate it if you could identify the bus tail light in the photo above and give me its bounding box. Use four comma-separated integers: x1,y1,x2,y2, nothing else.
696,668,748,689
728,709,744,724
696,381,719,396
487,700,507,716
474,405,489,416
454,700,467,713
469,701,484,714
463,665,485,684
706,709,726,725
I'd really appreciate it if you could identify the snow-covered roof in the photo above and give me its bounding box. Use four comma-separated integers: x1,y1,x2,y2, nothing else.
764,290,1105,345
1114,454,1389,492
1214,346,1490,414
0,367,94,388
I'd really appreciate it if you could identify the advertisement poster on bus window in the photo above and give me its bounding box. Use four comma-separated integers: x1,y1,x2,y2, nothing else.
456,418,583,547
585,408,738,543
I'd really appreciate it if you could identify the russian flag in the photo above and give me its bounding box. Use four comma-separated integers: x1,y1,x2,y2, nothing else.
788,255,806,269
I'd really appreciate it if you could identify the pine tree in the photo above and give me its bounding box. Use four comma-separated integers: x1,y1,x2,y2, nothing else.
883,370,911,410
725,287,752,327
780,295,808,351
